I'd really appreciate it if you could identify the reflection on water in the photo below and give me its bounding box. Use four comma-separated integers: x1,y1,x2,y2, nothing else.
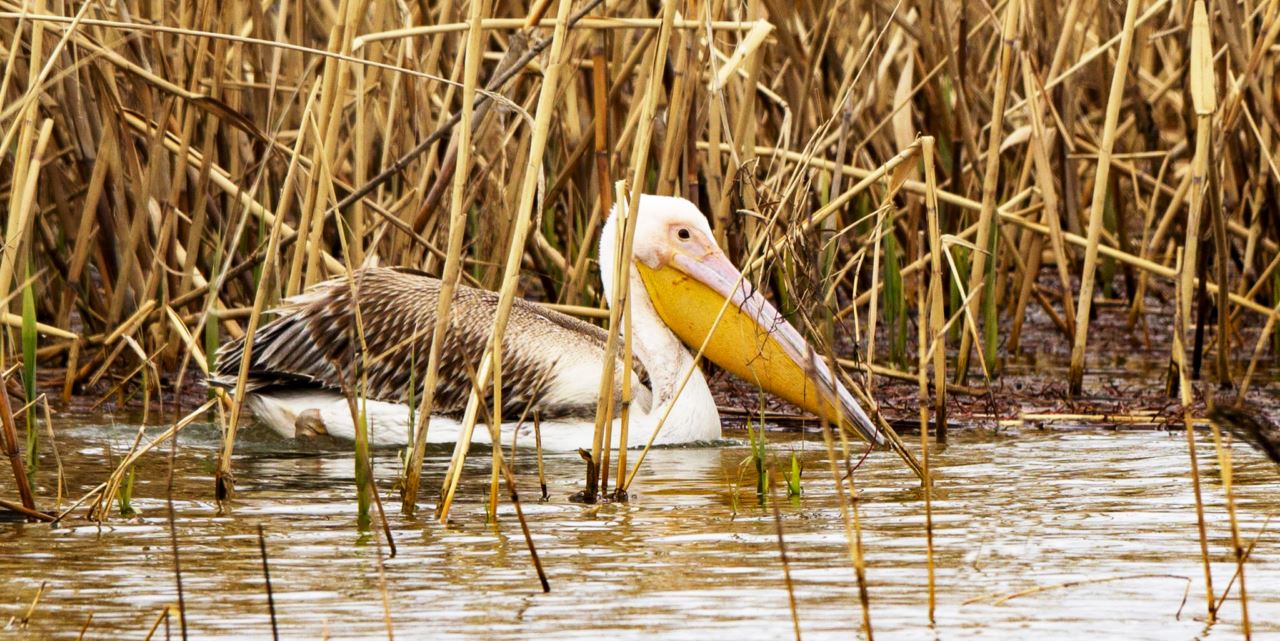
2,413,1278,640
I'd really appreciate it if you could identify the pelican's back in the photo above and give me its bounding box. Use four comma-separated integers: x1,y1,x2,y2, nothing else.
211,267,650,419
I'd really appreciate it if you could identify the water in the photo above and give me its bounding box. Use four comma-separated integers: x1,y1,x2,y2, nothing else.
2,412,1278,640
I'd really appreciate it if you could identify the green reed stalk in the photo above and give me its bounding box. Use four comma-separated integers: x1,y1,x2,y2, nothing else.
749,418,769,499
354,405,371,530
981,221,998,372
883,220,906,366
21,259,37,480
1273,272,1280,354
949,249,967,343
203,267,221,396
117,465,136,518
784,451,802,500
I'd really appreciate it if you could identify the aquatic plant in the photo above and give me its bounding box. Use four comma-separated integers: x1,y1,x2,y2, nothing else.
881,217,906,367
116,465,136,518
21,262,37,482
783,451,802,499
746,417,769,499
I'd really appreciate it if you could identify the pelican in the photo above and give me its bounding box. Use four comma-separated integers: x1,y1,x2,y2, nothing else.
211,195,887,453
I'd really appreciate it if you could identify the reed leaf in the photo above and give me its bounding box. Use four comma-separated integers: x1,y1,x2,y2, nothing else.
21,259,37,480
882,220,906,366
982,222,998,372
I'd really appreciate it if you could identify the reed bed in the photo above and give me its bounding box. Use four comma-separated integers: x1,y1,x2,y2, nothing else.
1,0,1278,629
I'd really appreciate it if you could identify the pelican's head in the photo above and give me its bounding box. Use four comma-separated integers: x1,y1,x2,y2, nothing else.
600,194,885,447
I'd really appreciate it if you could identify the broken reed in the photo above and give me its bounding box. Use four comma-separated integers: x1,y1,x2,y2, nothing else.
0,0,1276,538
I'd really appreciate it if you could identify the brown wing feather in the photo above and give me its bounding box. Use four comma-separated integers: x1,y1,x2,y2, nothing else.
212,267,645,418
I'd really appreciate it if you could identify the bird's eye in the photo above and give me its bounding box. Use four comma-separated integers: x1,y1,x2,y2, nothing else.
676,227,692,241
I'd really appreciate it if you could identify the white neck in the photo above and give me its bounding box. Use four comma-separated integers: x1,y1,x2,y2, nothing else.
599,204,721,445
616,269,721,446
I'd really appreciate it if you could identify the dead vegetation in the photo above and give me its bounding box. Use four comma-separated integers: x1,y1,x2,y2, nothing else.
0,0,1278,629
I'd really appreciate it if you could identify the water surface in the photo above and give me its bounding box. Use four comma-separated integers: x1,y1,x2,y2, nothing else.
2,410,1278,640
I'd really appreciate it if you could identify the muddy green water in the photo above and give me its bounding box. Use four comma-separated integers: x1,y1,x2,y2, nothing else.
2,413,1278,640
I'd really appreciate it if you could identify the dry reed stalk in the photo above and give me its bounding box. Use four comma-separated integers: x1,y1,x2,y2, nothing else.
457,358,551,592
332,0,603,229
747,141,922,273
654,6,704,198
436,0,578,523
0,370,35,512
302,0,365,289
560,54,619,303
719,10,767,258
140,608,170,641
1184,0,1228,388
921,137,947,441
1046,0,1085,79
0,496,51,521
864,202,886,392
1173,249,1216,623
1001,0,1171,119
835,413,875,640
1127,157,1177,331
90,425,146,521
1066,0,1142,395
165,410,188,641
354,16,762,48
590,32,619,492
212,153,293,501
53,399,215,524
769,487,803,641
996,209,1280,322
75,613,93,641
495,454,562,594
611,186,637,499
1010,55,1075,349
586,183,630,501
1236,292,1280,397
410,33,527,241
705,142,986,218
256,525,280,641
1207,174,1232,386
329,237,381,529
1172,0,1213,386
0,0,88,159
589,0,679,501
114,110,346,277
0,119,53,338
533,411,548,500
953,0,1019,383
1207,419,1250,638
966,573,1193,607
366,477,398,640
915,231,937,622
1213,514,1270,616
399,0,489,516
834,359,984,396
